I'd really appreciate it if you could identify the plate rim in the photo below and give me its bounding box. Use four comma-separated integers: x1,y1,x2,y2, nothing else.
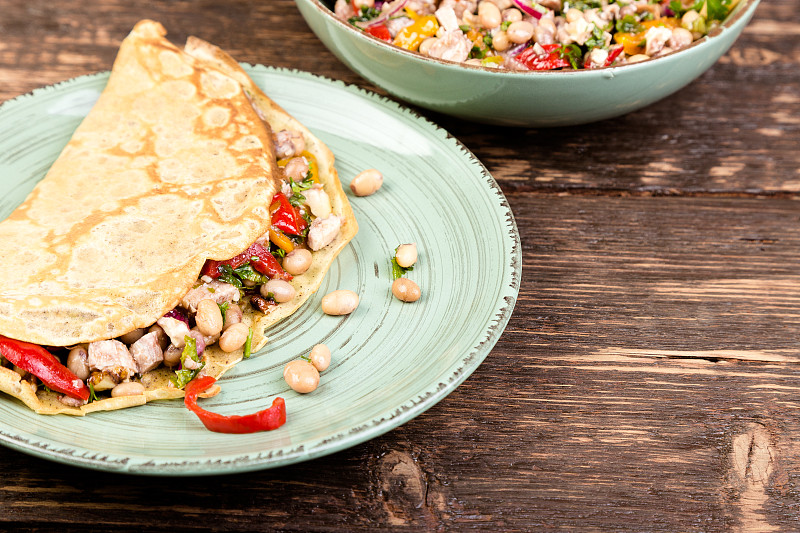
0,65,522,475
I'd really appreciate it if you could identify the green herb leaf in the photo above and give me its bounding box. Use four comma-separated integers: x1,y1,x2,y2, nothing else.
88,383,98,403
170,336,205,389
218,264,244,289
615,14,643,34
459,24,471,32
584,24,607,50
289,176,315,207
557,44,583,70
500,20,512,31
233,263,269,285
348,5,382,24
391,257,414,280
243,328,254,359
218,301,230,318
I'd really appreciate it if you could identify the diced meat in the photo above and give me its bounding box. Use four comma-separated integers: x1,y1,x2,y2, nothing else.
87,340,137,376
157,317,192,348
129,332,164,374
307,215,342,251
303,185,332,218
180,280,240,312
273,129,305,160
644,26,673,56
58,394,87,407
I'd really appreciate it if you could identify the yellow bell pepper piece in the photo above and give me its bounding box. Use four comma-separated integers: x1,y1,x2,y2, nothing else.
269,228,295,253
614,18,680,55
393,15,439,51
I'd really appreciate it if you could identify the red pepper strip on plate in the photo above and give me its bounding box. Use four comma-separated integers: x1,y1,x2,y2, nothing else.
515,43,571,71
270,193,305,235
184,376,286,433
0,335,90,401
366,24,392,42
201,242,292,281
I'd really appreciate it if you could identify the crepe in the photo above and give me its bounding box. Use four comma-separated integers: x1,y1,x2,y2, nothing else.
0,20,357,415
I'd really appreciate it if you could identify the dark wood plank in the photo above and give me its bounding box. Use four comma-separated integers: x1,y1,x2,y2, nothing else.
2,197,800,531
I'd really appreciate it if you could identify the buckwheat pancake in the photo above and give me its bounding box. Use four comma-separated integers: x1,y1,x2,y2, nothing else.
0,20,357,415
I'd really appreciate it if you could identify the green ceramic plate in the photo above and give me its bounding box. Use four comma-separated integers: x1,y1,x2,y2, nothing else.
0,67,520,475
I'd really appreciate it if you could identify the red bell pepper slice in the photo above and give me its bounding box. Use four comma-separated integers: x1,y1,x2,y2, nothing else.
515,44,571,71
201,242,291,281
366,24,392,42
271,193,305,236
184,376,286,433
0,336,89,401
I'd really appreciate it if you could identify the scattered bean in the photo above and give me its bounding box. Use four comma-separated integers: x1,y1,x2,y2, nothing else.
261,279,296,303
66,346,90,380
282,249,313,276
195,299,224,336
349,169,383,197
395,243,418,268
283,360,320,393
392,278,421,302
111,381,145,398
309,344,331,372
321,290,359,315
219,322,250,352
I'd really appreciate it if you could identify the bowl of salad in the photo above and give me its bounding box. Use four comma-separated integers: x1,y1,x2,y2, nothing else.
294,0,759,126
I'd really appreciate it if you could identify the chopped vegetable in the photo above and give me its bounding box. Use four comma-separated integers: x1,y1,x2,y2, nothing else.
243,328,254,359
0,336,89,401
184,376,286,433
515,44,572,71
170,336,204,389
391,256,415,280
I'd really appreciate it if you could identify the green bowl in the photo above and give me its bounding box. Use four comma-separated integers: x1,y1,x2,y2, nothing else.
294,0,760,126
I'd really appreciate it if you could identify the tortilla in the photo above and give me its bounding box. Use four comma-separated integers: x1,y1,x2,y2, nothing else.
0,21,357,415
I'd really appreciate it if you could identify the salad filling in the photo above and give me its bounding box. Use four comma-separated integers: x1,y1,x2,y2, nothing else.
335,0,741,69
0,125,341,409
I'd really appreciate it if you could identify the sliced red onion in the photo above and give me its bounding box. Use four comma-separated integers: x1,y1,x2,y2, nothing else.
187,330,206,355
355,0,408,29
507,42,529,57
163,308,189,326
512,0,547,20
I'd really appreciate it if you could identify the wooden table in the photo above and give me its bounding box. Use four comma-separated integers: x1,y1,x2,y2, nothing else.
1,1,798,530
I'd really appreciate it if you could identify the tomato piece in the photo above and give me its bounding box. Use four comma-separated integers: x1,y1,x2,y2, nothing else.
366,24,392,42
515,44,571,71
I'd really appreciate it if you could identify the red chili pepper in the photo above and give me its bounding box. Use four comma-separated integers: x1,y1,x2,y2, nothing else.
0,336,89,401
201,242,291,281
515,44,571,71
184,376,286,434
366,24,392,42
271,193,305,236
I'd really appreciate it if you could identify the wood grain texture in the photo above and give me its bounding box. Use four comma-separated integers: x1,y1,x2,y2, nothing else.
1,0,800,530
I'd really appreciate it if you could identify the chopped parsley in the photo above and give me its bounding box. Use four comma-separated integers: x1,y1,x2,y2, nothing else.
348,6,382,24
88,383,98,403
557,44,583,70
615,14,643,34
170,336,204,389
459,24,471,33
218,301,230,318
584,24,607,50
500,20,512,31
218,263,269,289
289,176,314,208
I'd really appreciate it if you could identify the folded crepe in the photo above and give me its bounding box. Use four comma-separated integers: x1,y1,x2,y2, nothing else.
0,20,357,415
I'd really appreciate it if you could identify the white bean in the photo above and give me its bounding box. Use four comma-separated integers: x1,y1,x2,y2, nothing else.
309,344,331,372
395,243,418,268
506,21,534,44
195,299,223,336
283,360,320,393
350,169,383,197
67,346,90,380
261,279,296,303
321,290,359,315
478,1,502,29
219,322,250,352
392,278,421,302
282,249,313,276
111,381,145,398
